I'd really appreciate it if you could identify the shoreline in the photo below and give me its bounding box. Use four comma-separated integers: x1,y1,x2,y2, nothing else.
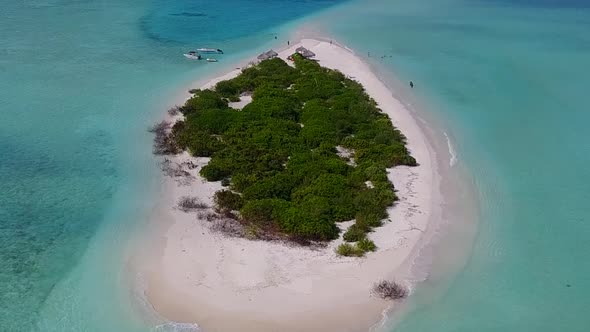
137,38,443,332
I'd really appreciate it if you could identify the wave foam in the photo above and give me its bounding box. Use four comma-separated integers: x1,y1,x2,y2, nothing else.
152,322,201,332
444,132,458,167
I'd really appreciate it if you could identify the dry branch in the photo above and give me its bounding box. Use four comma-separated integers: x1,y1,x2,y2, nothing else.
371,280,408,300
177,196,208,212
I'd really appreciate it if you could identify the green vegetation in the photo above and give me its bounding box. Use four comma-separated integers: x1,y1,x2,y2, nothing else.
357,237,377,252
214,190,244,212
170,55,416,244
337,234,377,257
336,243,364,257
343,223,368,242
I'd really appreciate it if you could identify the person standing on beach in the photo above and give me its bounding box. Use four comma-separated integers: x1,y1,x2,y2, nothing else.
410,81,414,88
288,40,290,46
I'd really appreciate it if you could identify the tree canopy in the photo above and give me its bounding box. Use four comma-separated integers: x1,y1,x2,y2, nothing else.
171,55,416,244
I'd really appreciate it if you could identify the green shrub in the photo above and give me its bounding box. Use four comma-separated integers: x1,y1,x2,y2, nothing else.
357,238,377,252
170,57,415,243
363,164,389,183
215,80,240,98
292,174,356,222
277,206,339,241
240,199,290,230
336,243,364,257
354,188,395,218
200,160,230,181
177,130,223,157
214,190,243,212
184,89,228,114
243,172,298,201
356,212,384,228
231,172,258,192
343,224,368,242
243,90,300,121
298,195,332,222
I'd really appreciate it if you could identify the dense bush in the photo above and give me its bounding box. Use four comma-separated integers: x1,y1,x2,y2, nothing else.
354,188,396,219
200,159,231,181
355,212,384,228
343,223,368,242
214,190,244,212
173,57,416,243
215,80,240,99
183,89,228,114
277,206,339,241
174,127,224,157
240,198,290,231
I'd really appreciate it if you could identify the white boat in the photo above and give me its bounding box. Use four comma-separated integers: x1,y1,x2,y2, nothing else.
183,51,201,60
197,48,223,54
206,58,218,62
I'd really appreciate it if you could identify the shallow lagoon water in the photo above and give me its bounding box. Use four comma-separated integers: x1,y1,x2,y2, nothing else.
319,0,590,331
0,0,341,330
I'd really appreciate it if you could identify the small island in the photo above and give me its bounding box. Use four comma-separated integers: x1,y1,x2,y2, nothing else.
160,54,416,256
144,39,436,332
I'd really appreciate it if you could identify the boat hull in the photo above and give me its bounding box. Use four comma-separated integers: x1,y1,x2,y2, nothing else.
183,54,201,60
197,48,223,54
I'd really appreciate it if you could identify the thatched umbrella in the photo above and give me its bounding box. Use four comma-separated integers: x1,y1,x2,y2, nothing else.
296,46,316,58
257,49,278,60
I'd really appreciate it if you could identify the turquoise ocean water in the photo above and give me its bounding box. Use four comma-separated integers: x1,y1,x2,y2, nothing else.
0,1,342,330
1,0,589,331
319,0,590,331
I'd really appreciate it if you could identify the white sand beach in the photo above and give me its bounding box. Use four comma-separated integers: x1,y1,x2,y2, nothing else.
139,39,441,332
